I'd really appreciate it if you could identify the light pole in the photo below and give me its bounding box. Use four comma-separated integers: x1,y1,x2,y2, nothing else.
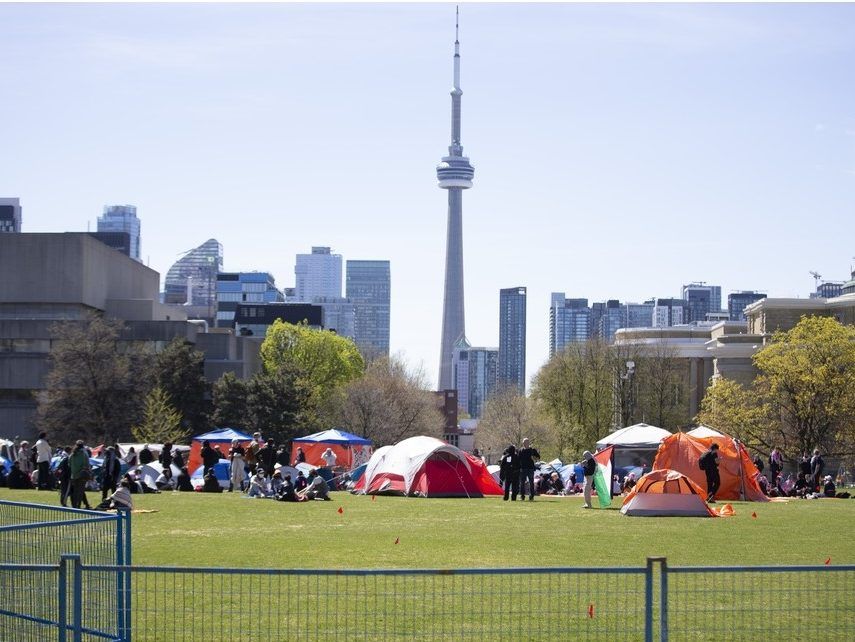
621,360,636,427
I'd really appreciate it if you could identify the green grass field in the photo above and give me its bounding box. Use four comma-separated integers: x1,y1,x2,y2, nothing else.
2,488,853,640
2,487,852,568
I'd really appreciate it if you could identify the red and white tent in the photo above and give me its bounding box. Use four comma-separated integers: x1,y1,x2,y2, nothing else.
356,436,503,498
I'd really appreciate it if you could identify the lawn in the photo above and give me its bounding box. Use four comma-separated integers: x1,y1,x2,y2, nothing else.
2,487,852,568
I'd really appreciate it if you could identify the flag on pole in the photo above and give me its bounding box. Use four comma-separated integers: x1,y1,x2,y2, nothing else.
592,446,614,508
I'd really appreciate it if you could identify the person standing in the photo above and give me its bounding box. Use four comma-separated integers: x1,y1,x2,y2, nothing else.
57,446,73,506
34,432,53,490
517,438,540,501
69,441,92,510
752,453,764,475
159,442,174,470
139,444,154,466
100,446,121,500
810,449,825,493
321,447,338,470
16,440,34,479
699,443,721,503
295,446,306,464
769,447,783,484
499,445,519,501
123,447,138,468
228,439,245,492
581,451,597,508
244,433,262,474
257,439,277,476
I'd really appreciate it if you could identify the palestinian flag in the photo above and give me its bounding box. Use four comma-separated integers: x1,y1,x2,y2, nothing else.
592,446,614,508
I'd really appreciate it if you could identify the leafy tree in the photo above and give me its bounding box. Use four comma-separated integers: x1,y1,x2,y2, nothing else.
475,386,552,459
698,316,855,457
246,365,308,443
132,386,188,445
37,315,149,444
633,340,690,430
337,355,444,446
211,372,249,430
259,321,364,429
152,338,210,433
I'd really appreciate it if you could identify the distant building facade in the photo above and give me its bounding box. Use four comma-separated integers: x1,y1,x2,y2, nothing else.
728,291,766,321
549,294,591,356
622,301,655,329
452,337,498,419
295,247,342,302
346,260,391,358
97,205,141,261
233,303,323,338
164,238,223,323
87,232,132,257
215,272,284,328
653,298,688,328
498,287,526,391
0,198,22,233
812,282,843,299
682,283,721,323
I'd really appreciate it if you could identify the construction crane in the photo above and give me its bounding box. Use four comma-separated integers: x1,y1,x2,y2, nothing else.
809,271,822,289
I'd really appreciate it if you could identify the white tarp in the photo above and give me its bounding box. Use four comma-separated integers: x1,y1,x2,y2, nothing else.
686,426,725,438
596,423,672,449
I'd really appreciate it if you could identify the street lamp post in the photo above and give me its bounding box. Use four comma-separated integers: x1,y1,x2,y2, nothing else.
621,360,636,427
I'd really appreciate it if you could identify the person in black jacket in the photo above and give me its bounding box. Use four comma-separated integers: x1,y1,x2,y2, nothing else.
100,446,122,500
201,441,220,476
57,446,73,506
498,445,519,501
810,449,824,493
257,439,277,476
158,442,174,470
699,443,720,503
176,467,194,492
581,451,597,508
752,454,764,474
138,445,154,466
517,438,540,501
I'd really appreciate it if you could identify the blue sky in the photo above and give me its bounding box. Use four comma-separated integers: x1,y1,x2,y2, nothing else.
2,3,853,388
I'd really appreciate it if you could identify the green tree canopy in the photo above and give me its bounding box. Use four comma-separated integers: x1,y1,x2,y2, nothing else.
132,386,188,445
152,337,210,433
211,372,249,430
259,321,364,429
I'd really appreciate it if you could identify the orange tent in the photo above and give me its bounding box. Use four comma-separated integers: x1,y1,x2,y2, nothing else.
621,469,717,517
653,432,768,502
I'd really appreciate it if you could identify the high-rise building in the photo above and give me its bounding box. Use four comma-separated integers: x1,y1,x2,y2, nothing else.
452,337,498,419
653,298,687,327
346,260,391,358
811,282,843,299
97,205,141,261
682,283,722,323
498,287,526,392
215,272,284,328
313,296,355,339
0,198,22,233
87,232,131,256
728,291,767,321
437,8,475,390
622,301,655,329
164,238,223,323
295,247,342,302
598,300,623,342
549,294,591,357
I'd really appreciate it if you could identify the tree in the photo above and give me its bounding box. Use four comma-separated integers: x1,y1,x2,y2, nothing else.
259,321,364,429
475,387,552,459
246,365,308,443
337,355,444,446
211,372,249,430
698,316,855,458
132,386,188,445
152,338,210,433
37,315,149,444
633,340,691,430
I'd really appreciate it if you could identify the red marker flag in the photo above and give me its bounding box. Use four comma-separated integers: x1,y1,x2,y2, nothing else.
751,512,757,519
588,604,594,619
337,507,344,514
394,537,400,545
825,558,831,565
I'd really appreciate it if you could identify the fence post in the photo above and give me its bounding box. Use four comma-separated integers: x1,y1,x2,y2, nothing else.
123,508,132,642
645,558,654,642
68,554,82,642
659,557,668,642
59,554,70,642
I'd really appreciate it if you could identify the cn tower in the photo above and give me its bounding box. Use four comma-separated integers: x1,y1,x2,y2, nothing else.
436,6,475,390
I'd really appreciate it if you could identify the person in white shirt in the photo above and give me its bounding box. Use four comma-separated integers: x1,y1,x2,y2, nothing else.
247,469,269,498
16,441,34,476
321,448,337,469
95,480,133,511
155,467,176,491
34,432,54,490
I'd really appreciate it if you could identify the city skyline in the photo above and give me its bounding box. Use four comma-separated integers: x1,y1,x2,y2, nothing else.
2,3,853,388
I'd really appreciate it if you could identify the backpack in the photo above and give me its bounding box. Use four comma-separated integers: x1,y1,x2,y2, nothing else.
698,452,708,471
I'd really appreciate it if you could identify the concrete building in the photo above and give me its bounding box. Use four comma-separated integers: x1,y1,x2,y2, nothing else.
163,238,223,324
653,298,687,328
0,198,22,233
436,10,475,390
346,260,391,358
0,233,269,439
97,205,141,261
498,286,526,392
295,247,342,302
549,294,591,357
728,291,766,321
215,272,283,328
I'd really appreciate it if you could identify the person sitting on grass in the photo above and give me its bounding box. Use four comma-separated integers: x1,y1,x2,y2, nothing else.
247,468,269,498
155,467,176,491
294,470,308,493
201,469,223,493
176,467,194,492
823,475,836,498
791,472,810,498
298,470,330,501
95,480,133,511
275,474,299,502
622,473,637,494
7,461,33,489
270,470,284,496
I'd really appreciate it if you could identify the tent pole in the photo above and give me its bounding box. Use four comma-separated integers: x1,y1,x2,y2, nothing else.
734,438,746,501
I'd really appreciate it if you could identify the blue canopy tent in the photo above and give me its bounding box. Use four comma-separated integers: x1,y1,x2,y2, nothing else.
290,429,372,469
189,428,253,473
